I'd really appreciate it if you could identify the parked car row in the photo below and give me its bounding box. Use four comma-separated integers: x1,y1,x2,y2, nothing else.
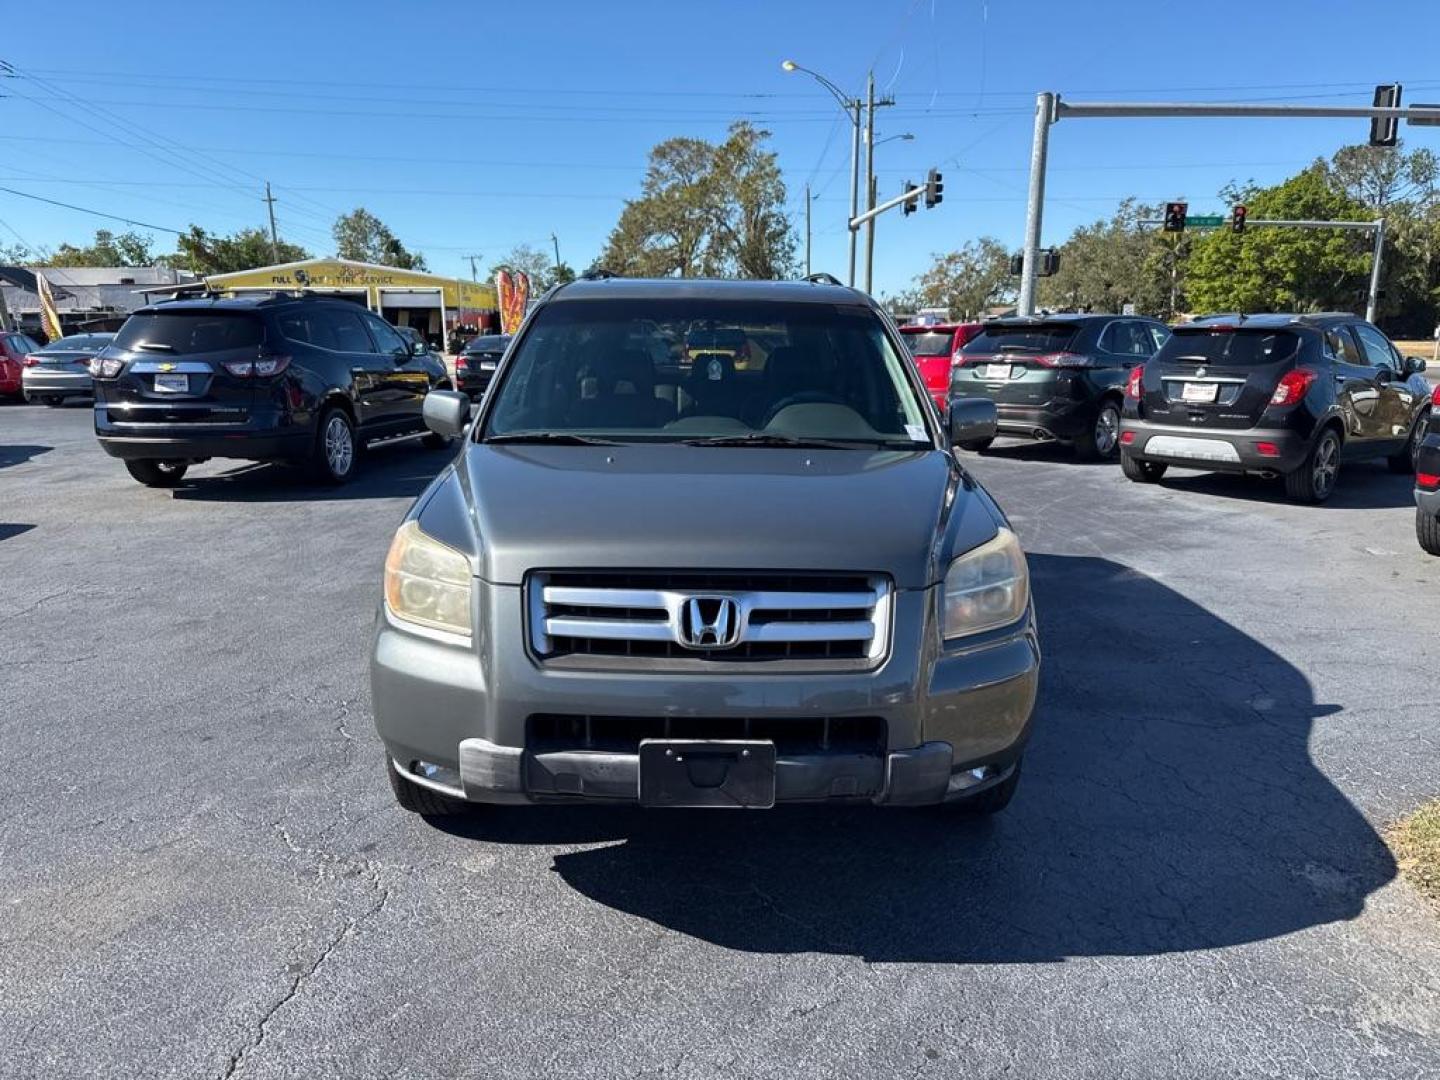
901,308,1436,555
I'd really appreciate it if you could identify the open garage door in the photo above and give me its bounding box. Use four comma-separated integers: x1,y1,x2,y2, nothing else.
379,287,447,352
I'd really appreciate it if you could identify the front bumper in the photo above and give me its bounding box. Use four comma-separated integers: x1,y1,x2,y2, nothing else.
23,369,93,398
1120,419,1310,473
370,584,1039,807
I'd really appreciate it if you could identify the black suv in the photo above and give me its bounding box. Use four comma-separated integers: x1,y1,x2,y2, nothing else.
1416,396,1440,554
454,333,510,399
951,314,1169,459
92,294,453,487
1119,313,1432,503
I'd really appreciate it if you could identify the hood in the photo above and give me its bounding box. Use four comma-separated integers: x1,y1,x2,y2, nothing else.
455,444,1000,588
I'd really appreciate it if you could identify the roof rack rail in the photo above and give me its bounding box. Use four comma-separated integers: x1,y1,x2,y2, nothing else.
581,267,619,280
803,272,844,286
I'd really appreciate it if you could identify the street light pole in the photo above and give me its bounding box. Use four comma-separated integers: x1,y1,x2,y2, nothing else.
804,182,812,278
863,72,876,294
1018,93,1054,317
782,60,863,286
1366,217,1386,324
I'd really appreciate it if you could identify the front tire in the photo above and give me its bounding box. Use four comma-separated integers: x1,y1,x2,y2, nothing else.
1285,427,1341,504
1074,399,1122,461
124,459,188,487
1418,507,1440,556
1120,449,1167,483
387,756,471,817
1389,409,1429,475
309,405,357,484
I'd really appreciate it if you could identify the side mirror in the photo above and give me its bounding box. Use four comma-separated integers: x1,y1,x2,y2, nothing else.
423,389,470,439
947,396,998,446
1405,355,1428,375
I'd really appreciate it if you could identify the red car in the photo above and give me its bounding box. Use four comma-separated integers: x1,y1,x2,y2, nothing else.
899,323,982,412
0,331,42,399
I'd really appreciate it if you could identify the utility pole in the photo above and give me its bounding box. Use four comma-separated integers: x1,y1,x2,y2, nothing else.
263,182,280,264
550,233,561,270
804,183,812,278
861,72,896,295
465,254,483,282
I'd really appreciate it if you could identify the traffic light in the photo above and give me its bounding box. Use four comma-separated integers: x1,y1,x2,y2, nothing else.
1040,249,1061,277
1370,83,1402,147
1009,253,1024,276
902,181,919,216
1230,205,1247,234
924,168,944,209
1163,202,1188,233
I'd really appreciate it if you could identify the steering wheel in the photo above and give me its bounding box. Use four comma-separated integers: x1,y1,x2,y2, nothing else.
761,391,848,428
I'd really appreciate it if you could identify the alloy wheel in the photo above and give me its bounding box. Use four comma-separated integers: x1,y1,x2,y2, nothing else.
325,415,354,477
1094,405,1120,457
1312,433,1339,498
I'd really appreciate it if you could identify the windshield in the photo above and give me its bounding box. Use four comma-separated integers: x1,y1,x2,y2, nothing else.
902,330,954,357
963,324,1080,355
1160,329,1301,366
483,298,932,447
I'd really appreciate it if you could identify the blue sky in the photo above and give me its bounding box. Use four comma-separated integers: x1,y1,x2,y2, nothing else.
3,0,1440,297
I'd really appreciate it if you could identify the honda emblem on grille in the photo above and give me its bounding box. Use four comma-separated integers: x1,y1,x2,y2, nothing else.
680,596,741,649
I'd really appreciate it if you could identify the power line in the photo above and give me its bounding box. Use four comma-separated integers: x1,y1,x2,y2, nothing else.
0,186,183,233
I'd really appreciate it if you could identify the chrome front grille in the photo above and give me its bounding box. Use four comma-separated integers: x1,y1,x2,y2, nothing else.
528,571,892,668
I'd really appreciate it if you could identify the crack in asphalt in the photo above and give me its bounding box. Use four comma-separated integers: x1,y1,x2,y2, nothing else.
214,816,396,1078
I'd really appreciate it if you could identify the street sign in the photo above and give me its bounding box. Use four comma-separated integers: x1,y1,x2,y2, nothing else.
1185,215,1225,228
1409,104,1440,127
1122,303,1136,316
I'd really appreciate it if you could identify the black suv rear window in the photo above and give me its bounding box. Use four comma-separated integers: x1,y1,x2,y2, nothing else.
962,324,1079,354
1159,329,1300,366
114,311,264,354
902,331,953,356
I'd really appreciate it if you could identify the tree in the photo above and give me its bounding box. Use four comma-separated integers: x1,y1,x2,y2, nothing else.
551,262,577,286
913,238,1014,320
332,208,427,270
488,243,559,289
164,227,309,275
599,122,796,279
1186,167,1372,314
0,241,31,264
1037,200,1178,317
50,229,155,267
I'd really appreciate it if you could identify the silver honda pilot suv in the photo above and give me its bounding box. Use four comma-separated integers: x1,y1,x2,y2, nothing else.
370,277,1039,814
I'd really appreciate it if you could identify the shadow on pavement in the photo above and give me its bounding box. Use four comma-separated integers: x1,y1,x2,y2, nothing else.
1157,462,1416,510
169,439,452,503
0,523,36,542
0,444,53,469
437,553,1395,962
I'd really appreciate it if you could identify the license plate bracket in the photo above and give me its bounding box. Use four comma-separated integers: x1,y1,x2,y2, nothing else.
153,373,189,394
638,739,777,809
1180,381,1218,403
981,362,1012,382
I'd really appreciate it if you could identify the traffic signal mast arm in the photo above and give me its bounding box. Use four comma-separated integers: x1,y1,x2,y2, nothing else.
849,184,927,230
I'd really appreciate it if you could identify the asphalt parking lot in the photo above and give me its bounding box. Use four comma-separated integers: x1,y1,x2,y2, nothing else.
3,401,1439,1080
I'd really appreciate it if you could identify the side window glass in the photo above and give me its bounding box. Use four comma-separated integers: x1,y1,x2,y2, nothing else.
1146,324,1170,353
1326,328,1363,365
16,335,37,354
325,309,378,353
1353,324,1398,372
278,313,310,345
363,315,407,355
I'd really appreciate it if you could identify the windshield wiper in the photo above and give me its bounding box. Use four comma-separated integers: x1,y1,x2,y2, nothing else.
483,432,622,446
682,433,914,450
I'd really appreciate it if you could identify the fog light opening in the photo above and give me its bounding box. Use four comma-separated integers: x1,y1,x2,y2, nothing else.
409,759,463,792
1120,430,1136,446
1255,441,1281,458
946,764,996,794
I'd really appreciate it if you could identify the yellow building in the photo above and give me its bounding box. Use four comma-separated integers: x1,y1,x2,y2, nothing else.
204,258,498,352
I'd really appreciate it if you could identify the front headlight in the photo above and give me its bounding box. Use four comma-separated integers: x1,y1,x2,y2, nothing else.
384,520,473,637
942,527,1029,640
